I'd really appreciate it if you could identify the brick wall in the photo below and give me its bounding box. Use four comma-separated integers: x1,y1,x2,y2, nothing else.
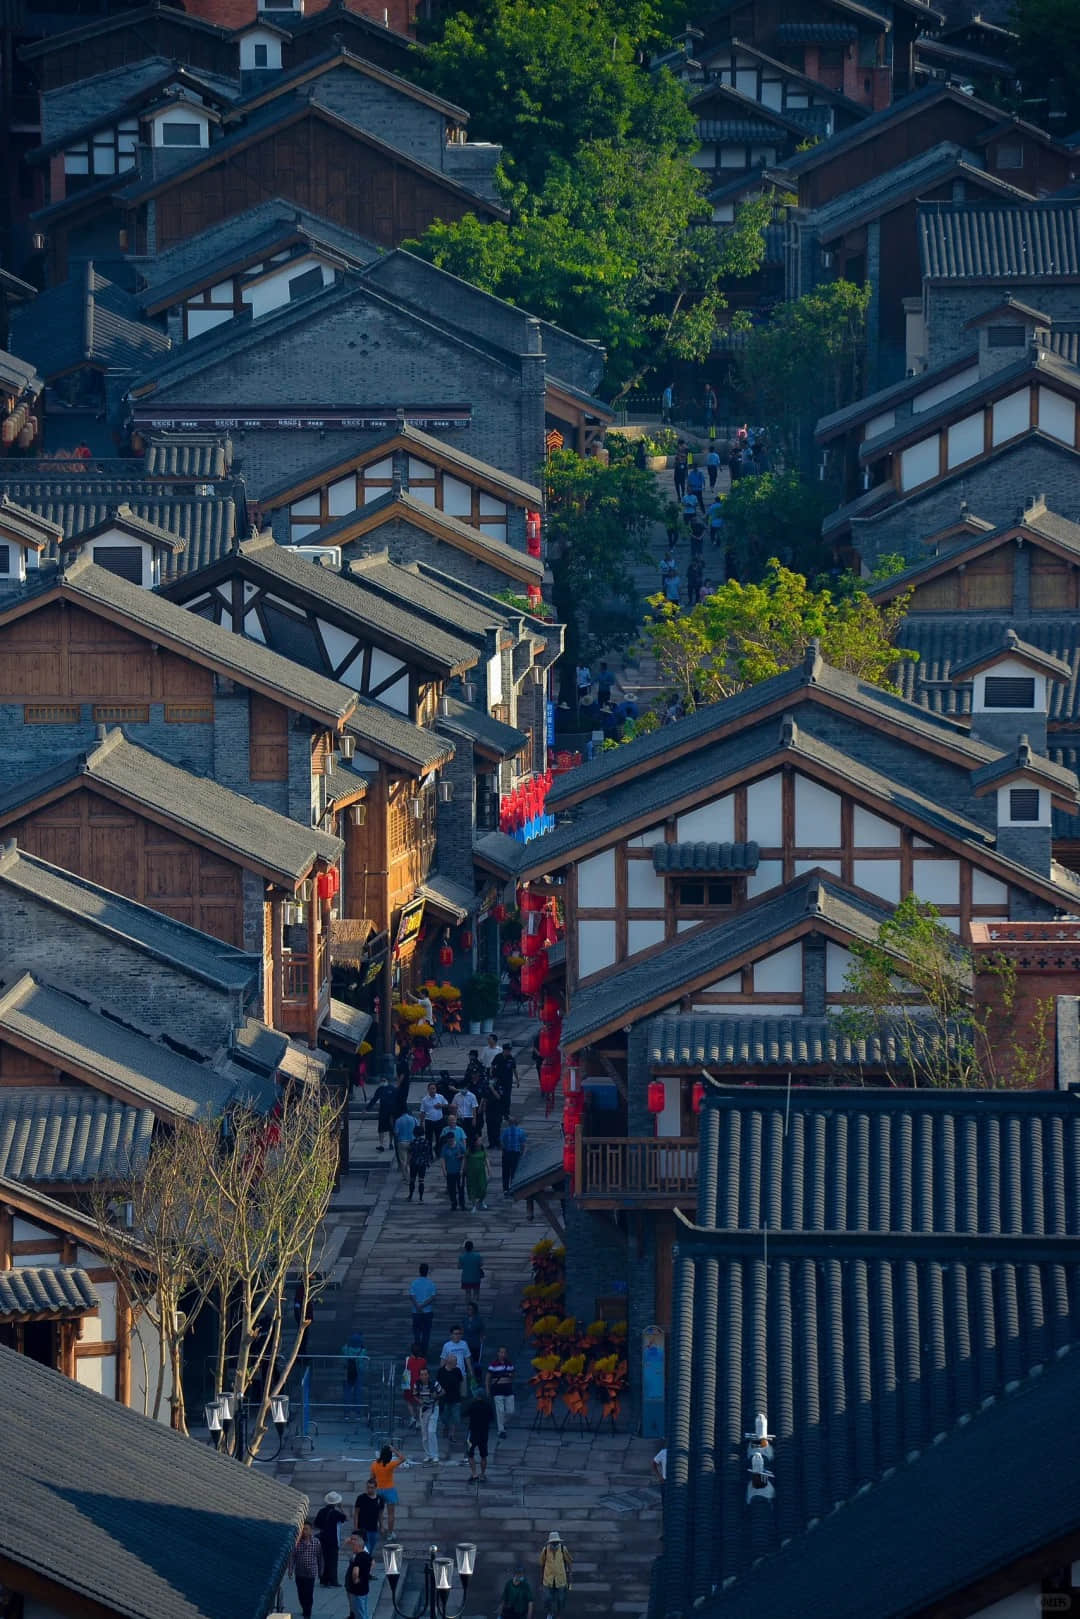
0,885,250,1052
971,920,1080,1087
432,729,477,889
927,285,1080,365
341,518,519,597
309,68,448,170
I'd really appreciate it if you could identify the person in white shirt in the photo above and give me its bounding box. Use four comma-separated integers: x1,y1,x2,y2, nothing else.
419,1082,449,1150
479,1033,502,1072
440,1324,473,1379
416,990,434,1026
454,1086,479,1144
652,1447,667,1484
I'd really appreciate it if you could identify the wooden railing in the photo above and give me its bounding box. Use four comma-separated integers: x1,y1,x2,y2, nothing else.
283,953,311,1000
576,1136,699,1207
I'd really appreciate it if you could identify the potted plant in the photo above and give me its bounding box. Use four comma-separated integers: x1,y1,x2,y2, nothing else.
462,971,499,1035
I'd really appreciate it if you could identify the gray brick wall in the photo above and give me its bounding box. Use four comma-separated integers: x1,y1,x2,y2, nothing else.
153,290,544,493
310,69,449,170
433,730,476,889
0,886,249,1052
341,518,520,597
927,285,1080,365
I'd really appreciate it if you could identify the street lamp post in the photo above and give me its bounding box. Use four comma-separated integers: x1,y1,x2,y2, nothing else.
203,1392,291,1460
381,1541,476,1619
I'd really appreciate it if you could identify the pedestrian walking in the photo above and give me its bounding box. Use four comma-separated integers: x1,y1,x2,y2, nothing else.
419,1081,449,1151
352,1479,384,1557
371,1445,405,1534
687,462,705,512
596,662,615,706
415,1364,441,1462
728,441,741,484
408,1262,436,1352
687,557,704,604
500,1116,526,1194
672,441,688,499
344,1539,374,1619
490,1041,516,1135
314,1493,347,1586
440,1123,467,1211
479,1032,502,1072
455,1080,480,1145
500,1567,536,1619
435,1352,465,1445
661,382,674,424
466,1389,494,1482
539,1532,574,1618
664,565,681,606
407,1131,432,1203
463,1300,485,1368
485,1347,516,1438
704,382,718,428
706,445,721,489
402,1341,427,1428
393,1106,417,1178
440,1322,473,1377
458,1238,484,1301
575,664,591,705
370,1076,397,1152
290,1522,323,1619
465,1138,490,1210
341,1332,368,1419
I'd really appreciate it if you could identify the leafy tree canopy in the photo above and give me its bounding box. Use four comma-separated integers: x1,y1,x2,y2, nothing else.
720,469,835,579
638,559,915,713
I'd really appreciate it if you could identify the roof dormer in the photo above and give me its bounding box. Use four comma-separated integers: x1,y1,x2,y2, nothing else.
0,497,60,593
258,0,304,17
61,507,186,589
144,93,218,152
950,629,1070,753
964,297,1052,378
970,734,1079,878
236,22,288,74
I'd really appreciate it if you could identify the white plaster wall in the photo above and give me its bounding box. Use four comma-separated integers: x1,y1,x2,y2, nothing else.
677,794,734,842
79,1279,116,1345
328,475,356,516
13,1215,48,1242
746,773,782,843
656,1076,682,1137
151,107,209,148
900,435,940,491
694,1002,805,1015
578,919,616,974
706,972,742,992
76,1353,117,1397
627,919,665,955
487,653,503,710
968,1589,1046,1619
912,859,960,906
794,776,841,844
972,656,1046,714
853,859,900,903
853,806,900,846
794,859,841,878
746,860,784,897
946,412,983,468
129,1307,174,1421
991,388,1029,444
677,919,703,933
629,825,665,847
577,850,616,907
317,619,361,676
865,409,895,438
370,645,407,691
752,943,802,992
443,474,473,518
627,861,666,908
1038,386,1075,445
187,307,233,339
997,783,1050,827
826,941,853,993
972,870,1009,905
238,27,283,69
242,257,334,320
911,364,980,413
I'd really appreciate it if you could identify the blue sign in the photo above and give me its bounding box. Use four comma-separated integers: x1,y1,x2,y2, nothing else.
642,1325,665,1438
546,699,556,748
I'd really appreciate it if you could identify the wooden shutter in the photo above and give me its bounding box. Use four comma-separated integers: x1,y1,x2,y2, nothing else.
249,693,289,781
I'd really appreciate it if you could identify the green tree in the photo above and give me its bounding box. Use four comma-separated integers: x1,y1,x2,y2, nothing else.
838,895,1050,1088
736,280,871,465
545,448,661,700
721,469,835,579
636,559,915,713
1010,0,1080,128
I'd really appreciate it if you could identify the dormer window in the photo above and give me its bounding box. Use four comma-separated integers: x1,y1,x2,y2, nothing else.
253,43,269,66
1009,787,1040,822
676,880,734,909
161,121,203,148
995,142,1024,171
984,676,1035,708
987,325,1026,347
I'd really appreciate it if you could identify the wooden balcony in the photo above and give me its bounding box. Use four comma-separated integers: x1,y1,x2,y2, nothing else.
575,1136,699,1209
279,944,330,1042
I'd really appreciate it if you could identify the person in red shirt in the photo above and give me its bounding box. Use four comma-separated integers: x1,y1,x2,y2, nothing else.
403,1342,427,1428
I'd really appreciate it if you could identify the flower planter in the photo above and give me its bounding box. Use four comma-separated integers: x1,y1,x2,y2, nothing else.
646,454,669,471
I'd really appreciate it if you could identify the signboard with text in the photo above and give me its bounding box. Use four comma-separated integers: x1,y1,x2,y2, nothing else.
393,898,426,961
132,407,472,433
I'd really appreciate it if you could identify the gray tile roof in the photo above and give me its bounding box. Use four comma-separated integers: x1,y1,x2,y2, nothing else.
138,218,379,316
949,624,1074,681
417,871,476,921
0,974,266,1120
896,616,1080,723
703,35,868,115
561,875,892,1049
307,489,544,582
651,840,760,873
41,556,356,724
10,263,171,381
72,504,187,554
0,1267,98,1321
0,495,61,548
0,347,41,396
0,1088,152,1183
347,554,522,643
435,695,527,758
509,1138,566,1198
0,730,341,885
324,998,373,1045
227,45,468,122
0,844,260,994
969,735,1078,797
814,349,977,441
36,61,241,155
323,760,369,805
804,142,1031,240
920,197,1080,280
647,1012,953,1069
472,828,526,876
0,476,240,576
775,84,977,179
347,696,453,773
0,1340,306,1619
143,436,232,479
662,1083,1080,1616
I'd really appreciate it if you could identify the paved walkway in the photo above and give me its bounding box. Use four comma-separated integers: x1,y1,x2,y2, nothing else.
273,1011,660,1619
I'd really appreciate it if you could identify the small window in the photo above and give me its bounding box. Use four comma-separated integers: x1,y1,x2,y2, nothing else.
987,325,1026,348
1009,787,1040,822
165,702,214,723
24,704,80,724
995,143,1024,170
92,704,149,724
288,265,325,302
253,42,269,66
676,880,734,907
93,545,144,584
984,675,1035,709
0,544,10,575
160,121,203,147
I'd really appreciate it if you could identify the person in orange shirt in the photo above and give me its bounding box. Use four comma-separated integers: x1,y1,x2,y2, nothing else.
370,1444,405,1534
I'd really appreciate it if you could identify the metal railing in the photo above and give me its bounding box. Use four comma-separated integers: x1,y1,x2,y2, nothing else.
576,1136,699,1206
201,1354,404,1449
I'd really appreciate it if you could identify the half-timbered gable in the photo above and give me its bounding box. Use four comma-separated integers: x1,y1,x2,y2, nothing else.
697,37,864,132
127,274,546,495
259,424,542,562
689,80,823,179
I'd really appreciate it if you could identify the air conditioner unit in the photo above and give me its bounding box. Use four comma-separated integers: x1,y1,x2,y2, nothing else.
294,545,343,569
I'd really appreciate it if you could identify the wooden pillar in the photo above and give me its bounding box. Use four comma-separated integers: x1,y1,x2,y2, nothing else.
307,892,323,1048
115,1280,132,1407
0,1204,12,1267
269,892,284,1030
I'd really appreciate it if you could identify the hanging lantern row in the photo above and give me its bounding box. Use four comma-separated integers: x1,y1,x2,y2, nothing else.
539,1055,561,1093
493,902,508,924
647,1080,666,1115
525,509,542,558
460,929,473,951
562,1125,577,1176
315,868,340,903
518,887,546,915
439,945,454,966
692,1080,706,1114
540,994,561,1024
520,955,547,997
537,1024,560,1059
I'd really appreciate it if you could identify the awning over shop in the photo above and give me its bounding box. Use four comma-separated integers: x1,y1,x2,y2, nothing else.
328,917,375,968
323,998,373,1049
417,872,477,924
510,1140,567,1238
0,1267,99,1323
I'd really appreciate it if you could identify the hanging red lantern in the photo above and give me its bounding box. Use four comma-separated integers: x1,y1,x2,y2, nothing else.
540,994,561,1023
539,914,558,949
538,1025,560,1058
539,1056,561,1093
562,1139,576,1175
459,929,473,951
562,1061,580,1096
316,872,333,902
519,888,545,914
692,1081,706,1114
525,509,542,556
527,583,543,607
520,958,545,997
522,931,543,959
329,867,340,896
439,945,454,966
647,1080,666,1115
493,903,508,924
563,1092,585,1126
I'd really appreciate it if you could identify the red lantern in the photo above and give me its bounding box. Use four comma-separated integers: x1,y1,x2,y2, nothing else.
521,958,545,996
563,1092,585,1126
539,914,558,949
692,1081,706,1114
562,1061,580,1096
439,945,454,966
519,888,545,914
541,997,562,1024
316,872,333,902
562,1139,576,1175
460,929,473,950
493,903,508,924
647,1080,666,1115
539,1056,561,1093
538,1025,560,1058
525,510,542,557
502,941,514,958
522,931,542,958
527,584,543,607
